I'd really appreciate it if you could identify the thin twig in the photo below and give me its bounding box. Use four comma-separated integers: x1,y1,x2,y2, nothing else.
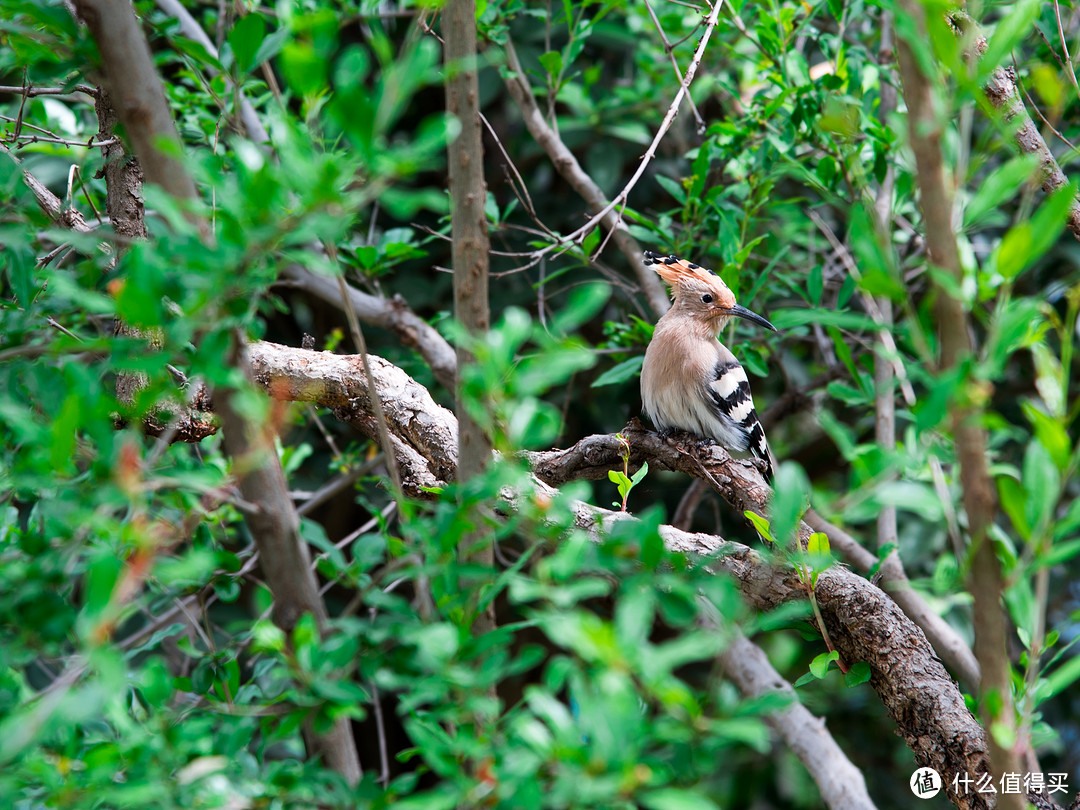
642,0,706,132
520,0,725,261
327,245,405,500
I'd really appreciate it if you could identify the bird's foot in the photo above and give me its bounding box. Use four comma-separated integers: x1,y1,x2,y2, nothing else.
749,456,772,478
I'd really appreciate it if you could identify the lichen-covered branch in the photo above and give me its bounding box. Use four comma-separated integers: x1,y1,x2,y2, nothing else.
246,340,457,491
962,16,1080,240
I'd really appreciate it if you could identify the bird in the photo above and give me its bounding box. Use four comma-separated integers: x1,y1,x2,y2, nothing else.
639,250,777,476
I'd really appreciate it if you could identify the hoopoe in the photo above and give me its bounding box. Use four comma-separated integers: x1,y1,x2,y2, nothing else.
640,251,777,476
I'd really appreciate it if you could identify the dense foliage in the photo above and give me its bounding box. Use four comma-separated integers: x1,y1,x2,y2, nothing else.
3,0,1080,808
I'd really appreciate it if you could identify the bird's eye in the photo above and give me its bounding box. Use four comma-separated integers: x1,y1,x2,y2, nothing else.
701,293,714,304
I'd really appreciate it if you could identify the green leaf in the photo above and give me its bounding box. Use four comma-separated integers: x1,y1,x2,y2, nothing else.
640,788,720,810
848,205,901,299
997,475,1031,541
965,154,1039,227
1037,539,1080,569
994,222,1032,280
807,532,829,555
5,246,34,308
873,481,943,522
771,461,809,545
844,661,871,687
1045,653,1080,698
591,355,643,388
389,790,461,810
538,50,563,78
608,469,632,501
994,185,1076,279
982,299,1042,376
1022,402,1071,472
229,13,267,73
84,554,123,617
1032,342,1066,417
1022,440,1060,533
807,263,823,305
743,510,776,543
979,0,1042,78
809,649,840,678
549,283,611,334
630,461,649,487
770,308,879,331
655,174,687,204
280,42,328,96
826,380,871,406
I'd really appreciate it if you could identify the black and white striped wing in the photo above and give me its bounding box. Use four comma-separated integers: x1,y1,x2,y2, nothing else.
707,359,772,476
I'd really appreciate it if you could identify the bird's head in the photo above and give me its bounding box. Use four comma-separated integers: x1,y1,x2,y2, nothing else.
644,251,777,334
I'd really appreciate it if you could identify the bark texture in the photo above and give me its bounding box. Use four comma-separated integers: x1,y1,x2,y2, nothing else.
444,0,496,634
217,343,361,782
75,0,198,204
897,3,1022,804
444,0,492,481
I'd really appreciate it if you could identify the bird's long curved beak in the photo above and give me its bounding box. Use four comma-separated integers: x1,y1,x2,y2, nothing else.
728,303,777,332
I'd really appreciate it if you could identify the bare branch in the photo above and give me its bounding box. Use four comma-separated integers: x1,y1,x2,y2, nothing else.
445,0,496,635
963,19,1080,240
714,625,878,810
246,340,458,487
501,38,668,314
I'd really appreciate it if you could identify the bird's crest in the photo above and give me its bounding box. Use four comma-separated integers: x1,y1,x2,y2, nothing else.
642,250,715,287
643,250,735,308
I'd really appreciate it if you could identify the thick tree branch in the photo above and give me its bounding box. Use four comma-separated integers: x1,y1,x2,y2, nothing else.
288,339,992,808
531,432,991,810
972,29,1080,240
897,3,1022,804
803,510,981,689
246,340,457,490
